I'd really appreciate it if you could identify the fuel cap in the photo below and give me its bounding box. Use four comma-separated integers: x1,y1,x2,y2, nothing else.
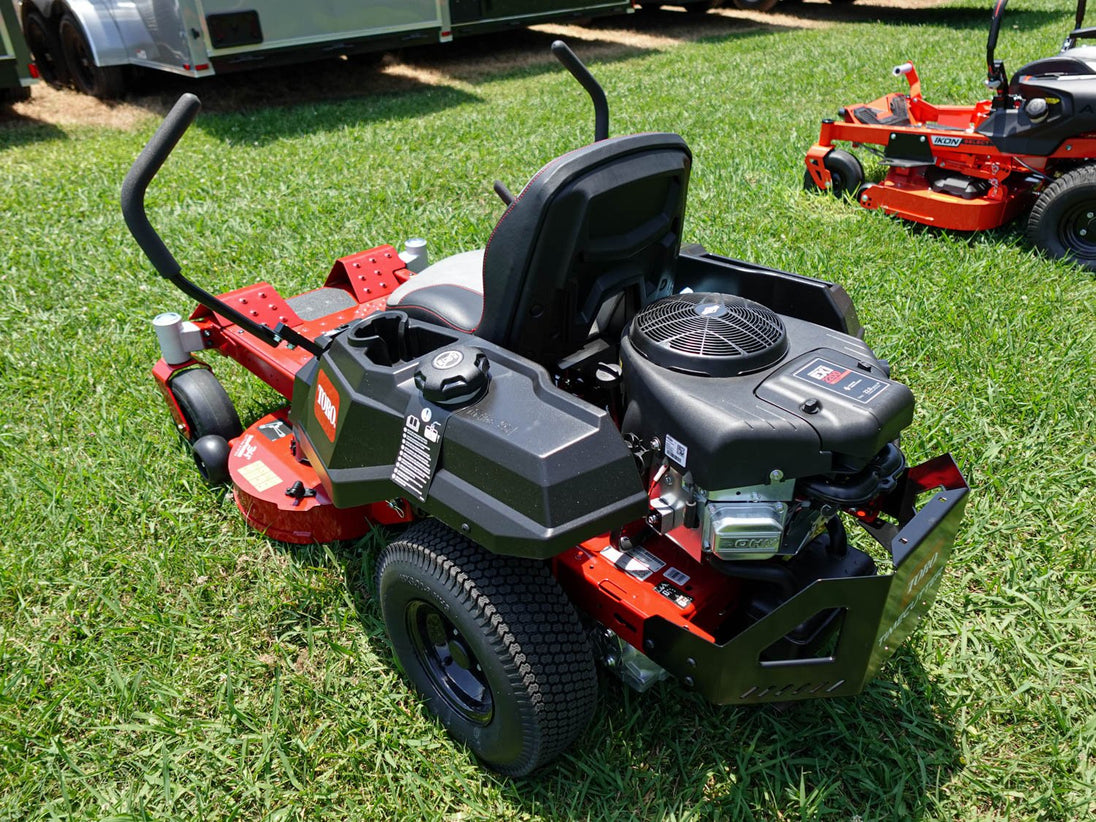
414,346,490,407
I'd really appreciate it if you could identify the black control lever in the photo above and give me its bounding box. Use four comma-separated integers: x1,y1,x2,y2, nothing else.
121,94,324,357
550,40,609,142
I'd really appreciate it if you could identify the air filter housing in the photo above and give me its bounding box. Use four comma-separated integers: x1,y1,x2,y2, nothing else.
630,293,789,377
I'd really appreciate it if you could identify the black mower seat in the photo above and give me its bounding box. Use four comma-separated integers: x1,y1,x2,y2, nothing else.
387,250,484,333
388,131,691,367
1011,47,1096,90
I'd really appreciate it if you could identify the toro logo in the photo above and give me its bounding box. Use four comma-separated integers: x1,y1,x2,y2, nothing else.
930,135,964,148
315,370,340,441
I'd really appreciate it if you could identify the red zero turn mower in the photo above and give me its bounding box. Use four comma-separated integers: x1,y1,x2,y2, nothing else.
126,43,968,776
806,0,1096,270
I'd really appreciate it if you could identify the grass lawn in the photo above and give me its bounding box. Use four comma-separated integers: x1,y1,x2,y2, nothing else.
1,1,1094,819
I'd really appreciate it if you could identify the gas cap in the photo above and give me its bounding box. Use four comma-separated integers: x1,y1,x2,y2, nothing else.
414,346,490,407
1025,97,1049,122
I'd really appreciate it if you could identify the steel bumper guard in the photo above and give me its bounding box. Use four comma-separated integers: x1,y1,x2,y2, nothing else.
644,454,969,704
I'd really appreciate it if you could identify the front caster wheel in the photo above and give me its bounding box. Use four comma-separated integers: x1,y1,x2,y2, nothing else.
169,369,242,484
804,149,864,199
376,520,597,776
1027,164,1096,271
191,435,230,485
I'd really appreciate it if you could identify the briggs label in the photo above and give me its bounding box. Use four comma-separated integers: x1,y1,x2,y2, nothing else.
793,357,890,404
315,370,340,441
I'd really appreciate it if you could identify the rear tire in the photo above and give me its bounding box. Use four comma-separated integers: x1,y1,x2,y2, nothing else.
1027,165,1096,271
376,520,597,776
803,149,864,199
59,12,126,98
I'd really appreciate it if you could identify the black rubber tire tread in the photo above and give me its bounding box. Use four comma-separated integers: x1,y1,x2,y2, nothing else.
1027,164,1096,270
58,12,126,98
376,519,597,777
23,10,67,87
190,435,231,485
803,148,864,199
170,369,243,444
683,1,715,12
731,0,780,11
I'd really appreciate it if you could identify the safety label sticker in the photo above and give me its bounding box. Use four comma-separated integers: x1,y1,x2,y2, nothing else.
792,357,890,404
257,419,291,442
391,398,447,503
664,434,688,467
663,567,690,587
654,581,693,610
600,543,666,581
237,460,282,493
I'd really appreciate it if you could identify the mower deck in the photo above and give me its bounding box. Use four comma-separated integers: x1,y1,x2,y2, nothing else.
155,244,414,542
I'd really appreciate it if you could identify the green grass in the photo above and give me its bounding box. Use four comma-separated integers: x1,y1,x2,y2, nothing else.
2,1,1095,819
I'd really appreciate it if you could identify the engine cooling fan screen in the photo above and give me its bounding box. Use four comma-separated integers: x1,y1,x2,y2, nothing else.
631,293,789,377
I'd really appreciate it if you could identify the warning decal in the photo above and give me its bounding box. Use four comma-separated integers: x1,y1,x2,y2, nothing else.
237,460,282,493
599,543,666,581
792,357,890,404
391,398,447,503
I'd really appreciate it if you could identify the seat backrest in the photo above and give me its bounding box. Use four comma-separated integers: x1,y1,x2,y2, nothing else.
476,132,691,366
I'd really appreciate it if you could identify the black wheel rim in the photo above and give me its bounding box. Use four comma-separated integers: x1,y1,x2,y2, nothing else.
1058,201,1096,260
61,24,96,93
407,600,493,725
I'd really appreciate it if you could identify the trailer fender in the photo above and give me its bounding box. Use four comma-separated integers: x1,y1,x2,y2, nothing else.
50,1,129,68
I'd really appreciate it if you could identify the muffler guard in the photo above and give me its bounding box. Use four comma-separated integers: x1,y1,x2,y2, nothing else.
643,454,968,704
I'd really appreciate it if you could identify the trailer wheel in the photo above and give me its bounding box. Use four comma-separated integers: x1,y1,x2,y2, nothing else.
1027,165,1096,271
376,520,597,776
23,10,67,87
803,149,864,199
58,12,126,99
730,0,780,12
170,369,242,483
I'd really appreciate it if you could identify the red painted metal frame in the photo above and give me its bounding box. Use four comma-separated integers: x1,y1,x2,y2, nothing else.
182,245,412,399
554,532,741,651
155,244,415,542
804,66,1096,231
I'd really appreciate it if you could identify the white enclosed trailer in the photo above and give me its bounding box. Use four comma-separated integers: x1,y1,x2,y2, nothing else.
19,0,634,98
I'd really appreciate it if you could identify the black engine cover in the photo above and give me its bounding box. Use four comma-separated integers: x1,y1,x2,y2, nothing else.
620,295,914,490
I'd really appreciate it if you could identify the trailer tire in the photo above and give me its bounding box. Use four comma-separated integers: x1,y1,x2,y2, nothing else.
730,0,780,11
59,12,126,99
1027,164,1096,271
23,10,68,87
803,149,864,199
376,520,597,777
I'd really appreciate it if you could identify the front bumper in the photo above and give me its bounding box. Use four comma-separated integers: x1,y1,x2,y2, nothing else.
643,454,968,704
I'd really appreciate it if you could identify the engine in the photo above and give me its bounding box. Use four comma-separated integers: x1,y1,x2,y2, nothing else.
619,292,913,563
